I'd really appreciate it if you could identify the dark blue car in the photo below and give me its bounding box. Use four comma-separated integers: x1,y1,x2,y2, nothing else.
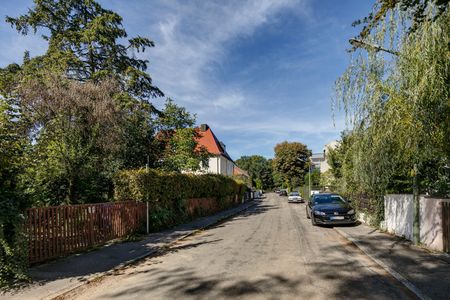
306,193,356,225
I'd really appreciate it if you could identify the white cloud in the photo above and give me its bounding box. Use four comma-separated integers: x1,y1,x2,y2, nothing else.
141,0,311,112
129,0,348,157
216,114,345,136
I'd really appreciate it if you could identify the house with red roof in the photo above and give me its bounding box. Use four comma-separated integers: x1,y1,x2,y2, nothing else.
195,124,236,176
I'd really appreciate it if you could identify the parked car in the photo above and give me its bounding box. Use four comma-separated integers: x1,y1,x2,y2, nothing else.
288,192,303,203
305,193,356,226
279,189,288,196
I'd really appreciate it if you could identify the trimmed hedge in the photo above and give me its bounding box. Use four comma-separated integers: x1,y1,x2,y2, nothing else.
114,169,246,202
114,169,246,231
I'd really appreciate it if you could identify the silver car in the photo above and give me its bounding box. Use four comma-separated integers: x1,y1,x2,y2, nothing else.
288,192,303,203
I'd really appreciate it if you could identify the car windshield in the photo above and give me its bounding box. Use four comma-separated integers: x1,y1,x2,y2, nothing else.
289,192,299,196
313,195,346,205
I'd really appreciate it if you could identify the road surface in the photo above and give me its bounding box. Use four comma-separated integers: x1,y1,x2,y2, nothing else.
70,193,414,299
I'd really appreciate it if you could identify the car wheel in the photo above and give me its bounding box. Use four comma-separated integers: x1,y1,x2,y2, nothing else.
306,207,310,219
311,215,317,226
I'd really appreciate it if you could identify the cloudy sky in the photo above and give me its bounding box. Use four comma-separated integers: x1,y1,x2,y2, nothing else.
0,0,374,159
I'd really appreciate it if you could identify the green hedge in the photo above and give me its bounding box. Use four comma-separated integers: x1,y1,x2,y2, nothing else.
114,169,245,202
114,169,247,231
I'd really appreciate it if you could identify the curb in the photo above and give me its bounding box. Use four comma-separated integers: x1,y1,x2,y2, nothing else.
49,200,258,300
334,227,431,300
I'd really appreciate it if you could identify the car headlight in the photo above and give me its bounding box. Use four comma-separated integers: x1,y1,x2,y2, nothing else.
347,209,355,214
314,210,326,216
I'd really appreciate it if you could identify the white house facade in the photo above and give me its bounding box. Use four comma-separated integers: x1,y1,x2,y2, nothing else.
196,124,235,177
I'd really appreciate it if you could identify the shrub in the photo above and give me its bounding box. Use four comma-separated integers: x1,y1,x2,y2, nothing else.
114,169,246,231
115,169,245,202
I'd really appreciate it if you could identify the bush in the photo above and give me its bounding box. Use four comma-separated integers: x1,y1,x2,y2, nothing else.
115,169,245,202
114,169,246,231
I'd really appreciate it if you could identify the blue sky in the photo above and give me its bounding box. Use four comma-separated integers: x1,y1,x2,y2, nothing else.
0,0,374,159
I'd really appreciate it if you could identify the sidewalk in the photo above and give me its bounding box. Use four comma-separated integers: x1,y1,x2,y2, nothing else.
1,200,257,300
335,224,450,300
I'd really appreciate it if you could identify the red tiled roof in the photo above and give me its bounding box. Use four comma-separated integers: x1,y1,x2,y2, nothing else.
233,166,249,177
195,128,222,154
195,126,234,162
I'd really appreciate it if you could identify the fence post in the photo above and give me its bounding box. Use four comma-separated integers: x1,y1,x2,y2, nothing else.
146,201,149,234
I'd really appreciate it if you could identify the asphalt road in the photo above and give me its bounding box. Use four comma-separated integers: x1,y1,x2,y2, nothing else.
71,193,414,300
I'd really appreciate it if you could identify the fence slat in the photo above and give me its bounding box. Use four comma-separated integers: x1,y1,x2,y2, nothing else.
26,201,146,264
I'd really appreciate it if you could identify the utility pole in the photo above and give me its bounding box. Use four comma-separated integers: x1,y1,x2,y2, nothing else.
308,160,311,200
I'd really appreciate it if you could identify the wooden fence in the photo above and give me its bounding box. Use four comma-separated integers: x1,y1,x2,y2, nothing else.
442,202,450,253
27,201,146,264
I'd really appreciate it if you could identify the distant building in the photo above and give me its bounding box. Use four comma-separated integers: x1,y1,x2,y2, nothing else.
195,124,235,176
310,140,339,173
233,166,249,178
310,153,325,171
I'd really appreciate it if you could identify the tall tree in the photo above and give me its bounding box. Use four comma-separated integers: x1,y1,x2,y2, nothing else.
3,0,164,169
235,155,274,189
0,97,28,284
334,2,449,231
18,74,126,205
272,141,311,190
0,0,168,205
156,99,209,173
6,0,163,102
351,0,449,44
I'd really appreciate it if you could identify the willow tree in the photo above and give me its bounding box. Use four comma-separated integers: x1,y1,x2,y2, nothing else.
334,2,449,235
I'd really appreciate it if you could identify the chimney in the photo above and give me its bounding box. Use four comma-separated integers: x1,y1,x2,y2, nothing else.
200,124,209,132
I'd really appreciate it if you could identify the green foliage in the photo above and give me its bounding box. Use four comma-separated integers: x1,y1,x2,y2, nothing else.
156,99,210,172
304,169,321,188
5,0,163,101
114,170,246,231
114,169,245,203
235,155,274,189
0,99,29,286
1,0,166,200
17,75,127,205
157,98,196,130
352,0,449,41
319,170,335,190
334,3,449,224
272,141,311,190
0,0,208,285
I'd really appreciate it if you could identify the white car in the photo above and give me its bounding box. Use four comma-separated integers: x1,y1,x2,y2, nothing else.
288,192,304,203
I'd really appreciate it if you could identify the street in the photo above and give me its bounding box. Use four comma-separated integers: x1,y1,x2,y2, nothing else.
70,193,414,299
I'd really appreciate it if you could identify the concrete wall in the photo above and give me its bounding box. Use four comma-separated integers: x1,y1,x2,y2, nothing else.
384,194,450,251
384,194,414,240
420,197,450,251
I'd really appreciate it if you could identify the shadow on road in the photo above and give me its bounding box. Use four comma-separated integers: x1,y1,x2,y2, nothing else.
3,202,258,294
102,267,310,299
99,240,415,300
